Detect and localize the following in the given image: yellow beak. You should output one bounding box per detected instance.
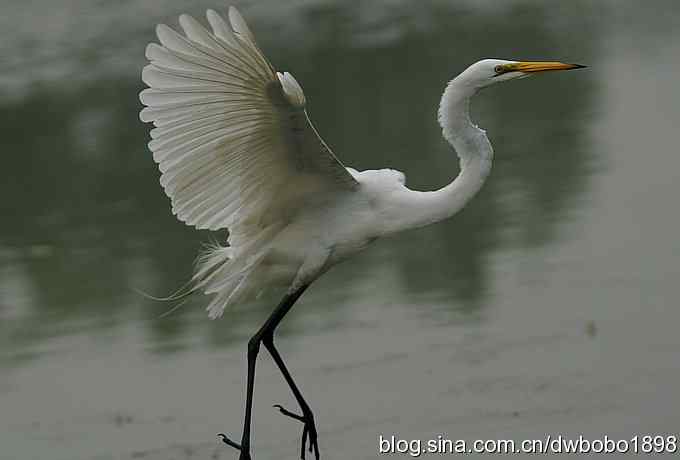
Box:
[502,61,586,73]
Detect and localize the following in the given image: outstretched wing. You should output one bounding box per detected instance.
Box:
[139,7,358,231]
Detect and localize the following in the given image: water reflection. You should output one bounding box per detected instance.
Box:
[1,0,598,367]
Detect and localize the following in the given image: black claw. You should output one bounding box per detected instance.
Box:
[217,433,242,451]
[309,429,319,460]
[273,404,305,422]
[274,404,319,459]
[313,439,320,460]
[301,426,308,460]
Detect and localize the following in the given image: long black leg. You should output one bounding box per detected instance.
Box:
[219,285,311,460]
[260,285,319,459]
[265,337,319,460]
[219,331,262,459]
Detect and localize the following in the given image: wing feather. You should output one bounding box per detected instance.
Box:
[140,7,358,234]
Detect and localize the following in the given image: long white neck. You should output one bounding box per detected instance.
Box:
[384,77,493,233]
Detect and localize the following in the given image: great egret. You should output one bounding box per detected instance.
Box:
[139,5,584,460]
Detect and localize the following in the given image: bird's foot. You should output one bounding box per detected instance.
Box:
[273,405,320,460]
[217,433,251,460]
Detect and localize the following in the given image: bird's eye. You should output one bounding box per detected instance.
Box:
[494,65,504,73]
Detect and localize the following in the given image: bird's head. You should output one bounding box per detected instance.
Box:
[457,59,586,89]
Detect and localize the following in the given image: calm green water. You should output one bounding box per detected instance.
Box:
[2,1,680,459]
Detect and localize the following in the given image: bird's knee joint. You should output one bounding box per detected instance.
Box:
[261,331,274,346]
[247,336,261,357]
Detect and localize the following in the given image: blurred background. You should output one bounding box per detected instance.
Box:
[2,0,680,459]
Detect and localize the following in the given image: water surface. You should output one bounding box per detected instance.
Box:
[2,1,680,459]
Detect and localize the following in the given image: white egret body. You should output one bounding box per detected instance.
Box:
[139,6,583,460]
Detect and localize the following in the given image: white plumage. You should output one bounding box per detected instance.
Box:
[139,7,583,320]
[138,6,584,459]
[140,7,364,317]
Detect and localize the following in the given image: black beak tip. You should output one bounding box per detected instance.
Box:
[572,63,588,69]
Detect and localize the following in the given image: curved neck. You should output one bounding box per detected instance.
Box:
[386,78,493,233]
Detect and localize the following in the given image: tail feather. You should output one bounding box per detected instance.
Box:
[206,271,249,319]
[200,251,272,318]
[193,232,277,318]
[192,242,234,286]
[139,223,287,319]
[193,242,240,318]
